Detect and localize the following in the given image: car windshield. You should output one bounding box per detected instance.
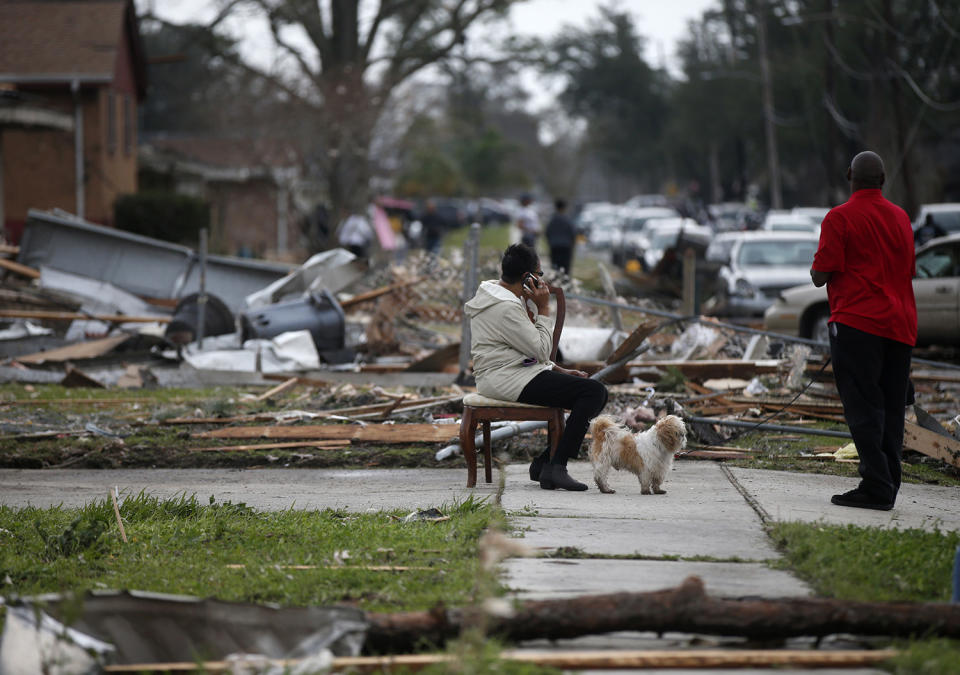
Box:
[769,222,816,232]
[649,230,680,249]
[930,211,960,233]
[737,240,818,267]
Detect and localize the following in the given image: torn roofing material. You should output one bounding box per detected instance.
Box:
[18,209,292,311]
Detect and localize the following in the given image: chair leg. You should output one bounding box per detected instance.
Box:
[461,408,478,488]
[482,421,493,483]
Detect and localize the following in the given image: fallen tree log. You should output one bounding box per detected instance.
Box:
[194,423,461,443]
[364,576,960,652]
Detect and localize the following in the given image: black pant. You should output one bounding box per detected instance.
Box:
[829,322,912,503]
[550,246,573,274]
[518,370,608,464]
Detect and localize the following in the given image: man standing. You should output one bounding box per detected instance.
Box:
[811,151,917,511]
[420,199,446,256]
[517,194,541,248]
[545,198,576,274]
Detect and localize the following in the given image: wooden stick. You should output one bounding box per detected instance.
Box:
[102,648,898,673]
[193,424,461,443]
[339,277,426,309]
[0,309,170,323]
[0,257,40,279]
[0,244,19,255]
[254,377,299,402]
[111,488,128,543]
[0,398,153,407]
[189,441,350,453]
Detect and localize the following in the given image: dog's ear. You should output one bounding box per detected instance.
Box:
[656,416,685,449]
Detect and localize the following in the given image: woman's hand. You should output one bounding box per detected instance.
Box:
[555,366,588,378]
[521,275,551,315]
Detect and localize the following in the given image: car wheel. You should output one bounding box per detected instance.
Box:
[807,306,830,343]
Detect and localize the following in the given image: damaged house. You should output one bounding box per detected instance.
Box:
[0,0,147,244]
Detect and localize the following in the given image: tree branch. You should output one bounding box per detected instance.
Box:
[257,0,322,89]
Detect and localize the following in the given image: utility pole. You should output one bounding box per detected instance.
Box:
[755,0,782,209]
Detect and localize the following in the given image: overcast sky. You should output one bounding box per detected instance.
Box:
[142,0,718,78]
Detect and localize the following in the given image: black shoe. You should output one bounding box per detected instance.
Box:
[529,449,550,481]
[539,463,588,491]
[830,489,894,511]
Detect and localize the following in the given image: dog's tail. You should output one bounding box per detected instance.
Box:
[589,414,621,439]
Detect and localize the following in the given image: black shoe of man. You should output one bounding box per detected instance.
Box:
[529,449,551,482]
[539,463,588,491]
[830,489,894,511]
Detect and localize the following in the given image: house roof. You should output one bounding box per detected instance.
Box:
[145,136,303,170]
[0,0,146,97]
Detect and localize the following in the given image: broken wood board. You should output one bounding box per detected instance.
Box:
[16,334,132,364]
[102,649,898,673]
[339,277,425,309]
[0,257,40,279]
[0,244,19,255]
[224,564,430,570]
[0,309,169,323]
[0,397,151,406]
[254,377,299,402]
[405,343,460,372]
[190,440,350,453]
[903,420,960,468]
[194,423,462,443]
[604,318,660,364]
[682,450,752,460]
[628,358,785,380]
[61,366,106,389]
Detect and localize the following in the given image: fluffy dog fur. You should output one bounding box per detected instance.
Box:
[588,414,686,494]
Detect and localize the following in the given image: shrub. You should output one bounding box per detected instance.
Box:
[114,191,210,244]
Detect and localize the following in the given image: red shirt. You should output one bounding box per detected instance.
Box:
[812,188,917,345]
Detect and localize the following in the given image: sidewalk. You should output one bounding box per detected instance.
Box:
[2,461,957,672]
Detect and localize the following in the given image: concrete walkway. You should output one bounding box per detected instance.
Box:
[2,461,957,672]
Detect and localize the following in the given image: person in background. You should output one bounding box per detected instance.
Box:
[464,243,608,491]
[545,198,576,275]
[517,194,541,248]
[810,151,916,511]
[420,199,446,256]
[337,211,374,258]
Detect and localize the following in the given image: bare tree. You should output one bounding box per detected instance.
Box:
[147,0,519,227]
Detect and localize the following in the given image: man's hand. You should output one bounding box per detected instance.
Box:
[810,268,832,287]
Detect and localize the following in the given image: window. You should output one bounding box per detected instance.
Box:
[123,94,132,156]
[916,245,958,279]
[106,91,116,155]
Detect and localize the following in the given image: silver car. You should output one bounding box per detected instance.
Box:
[764,232,960,345]
[716,232,820,317]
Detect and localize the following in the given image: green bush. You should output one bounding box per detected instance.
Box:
[114,192,210,244]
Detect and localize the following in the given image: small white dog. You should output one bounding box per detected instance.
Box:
[588,414,686,495]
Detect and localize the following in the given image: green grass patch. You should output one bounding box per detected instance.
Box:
[0,493,501,613]
[769,521,960,603]
[886,638,960,674]
[443,224,511,258]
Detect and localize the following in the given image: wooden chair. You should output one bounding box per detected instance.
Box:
[460,286,566,487]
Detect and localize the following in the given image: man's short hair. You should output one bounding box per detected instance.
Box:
[555,198,567,211]
[501,243,539,284]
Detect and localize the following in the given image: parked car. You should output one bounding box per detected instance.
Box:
[761,212,819,234]
[705,231,747,267]
[764,232,960,345]
[791,206,831,224]
[913,203,960,246]
[613,207,680,265]
[638,218,712,272]
[715,232,820,317]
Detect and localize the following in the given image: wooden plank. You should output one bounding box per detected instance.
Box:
[224,564,430,570]
[605,318,660,364]
[254,377,299,402]
[61,366,106,389]
[631,359,785,380]
[0,257,40,279]
[190,441,350,453]
[194,423,461,442]
[339,277,425,309]
[0,244,20,255]
[0,309,170,323]
[102,649,899,673]
[903,420,960,468]
[16,334,132,364]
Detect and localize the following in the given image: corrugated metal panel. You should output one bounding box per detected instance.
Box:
[19,210,293,310]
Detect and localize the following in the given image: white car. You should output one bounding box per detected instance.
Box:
[791,206,830,223]
[639,219,712,271]
[614,207,681,265]
[764,232,960,345]
[913,203,960,246]
[762,212,820,234]
[717,232,820,317]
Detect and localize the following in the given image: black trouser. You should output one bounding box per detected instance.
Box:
[550,246,573,274]
[829,322,912,503]
[518,370,608,465]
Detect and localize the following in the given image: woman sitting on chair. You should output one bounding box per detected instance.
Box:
[463,243,608,491]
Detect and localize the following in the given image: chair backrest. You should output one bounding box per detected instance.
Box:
[548,285,565,362]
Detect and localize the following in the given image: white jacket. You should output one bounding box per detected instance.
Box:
[463,280,554,401]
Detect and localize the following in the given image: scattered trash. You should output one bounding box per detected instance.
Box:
[402,508,448,523]
[744,377,769,397]
[834,442,859,460]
